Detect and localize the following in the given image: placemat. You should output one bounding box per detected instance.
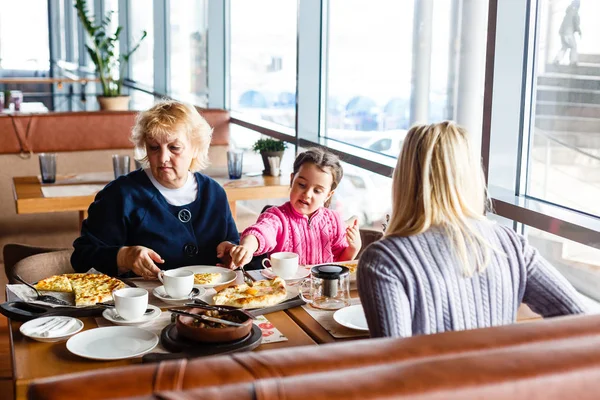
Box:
[41,184,106,198]
[301,297,369,339]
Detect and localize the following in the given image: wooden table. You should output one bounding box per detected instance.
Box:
[12,168,290,226]
[9,310,315,400]
[8,272,314,400]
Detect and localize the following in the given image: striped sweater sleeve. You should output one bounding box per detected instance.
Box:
[509,229,588,316]
[357,243,413,338]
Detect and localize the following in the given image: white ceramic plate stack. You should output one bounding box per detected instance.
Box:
[20,316,84,343]
[333,305,369,331]
[66,326,159,360]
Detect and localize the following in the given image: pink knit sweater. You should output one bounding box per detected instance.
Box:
[241,202,350,265]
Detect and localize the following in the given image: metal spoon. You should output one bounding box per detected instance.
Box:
[169,309,244,327]
[15,275,70,306]
[188,287,201,299]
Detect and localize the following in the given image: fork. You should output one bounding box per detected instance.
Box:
[239,265,254,287]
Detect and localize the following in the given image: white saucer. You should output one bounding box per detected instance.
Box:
[152,285,206,302]
[261,267,311,281]
[20,316,84,343]
[333,305,369,331]
[66,326,158,360]
[102,304,162,326]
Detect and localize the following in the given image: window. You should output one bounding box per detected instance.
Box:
[0,0,49,70]
[524,225,600,306]
[525,0,600,217]
[169,0,208,101]
[230,0,297,129]
[129,0,153,88]
[331,162,392,229]
[324,0,488,158]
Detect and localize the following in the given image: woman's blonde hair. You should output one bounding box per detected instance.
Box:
[386,121,492,276]
[131,100,213,171]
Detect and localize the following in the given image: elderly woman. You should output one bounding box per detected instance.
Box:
[71,101,239,278]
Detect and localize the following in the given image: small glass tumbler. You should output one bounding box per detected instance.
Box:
[227,150,244,180]
[10,90,23,112]
[39,153,57,184]
[0,92,4,112]
[112,155,131,179]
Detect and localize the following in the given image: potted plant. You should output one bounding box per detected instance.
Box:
[252,138,288,176]
[75,0,147,110]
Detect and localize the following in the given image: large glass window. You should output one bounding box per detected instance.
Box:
[526,0,600,217]
[324,0,488,158]
[525,225,600,307]
[129,0,153,88]
[169,0,208,101]
[230,0,297,129]
[0,0,49,70]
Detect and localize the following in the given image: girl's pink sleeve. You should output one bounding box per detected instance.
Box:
[241,209,285,255]
[330,210,350,261]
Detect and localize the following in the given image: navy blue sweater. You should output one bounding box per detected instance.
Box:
[71,170,239,276]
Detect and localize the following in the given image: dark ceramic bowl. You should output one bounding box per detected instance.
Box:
[175,307,253,343]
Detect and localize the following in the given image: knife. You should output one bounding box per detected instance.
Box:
[189,295,304,317]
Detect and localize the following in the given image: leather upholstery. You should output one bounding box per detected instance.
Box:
[3,244,74,284]
[0,108,230,154]
[28,314,600,400]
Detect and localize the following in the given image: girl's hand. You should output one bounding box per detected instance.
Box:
[117,246,164,279]
[346,219,362,252]
[229,245,254,269]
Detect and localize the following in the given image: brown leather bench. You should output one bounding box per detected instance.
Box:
[0,108,230,265]
[28,313,600,400]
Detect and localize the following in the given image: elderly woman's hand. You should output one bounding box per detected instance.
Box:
[117,246,164,279]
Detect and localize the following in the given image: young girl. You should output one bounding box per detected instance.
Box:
[229,147,362,267]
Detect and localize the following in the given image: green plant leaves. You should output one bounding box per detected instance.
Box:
[74,0,146,97]
[252,139,288,153]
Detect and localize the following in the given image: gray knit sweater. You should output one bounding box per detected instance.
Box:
[357,221,587,338]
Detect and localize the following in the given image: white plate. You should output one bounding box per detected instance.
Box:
[178,265,237,288]
[20,316,84,343]
[102,304,162,326]
[66,326,159,360]
[333,305,369,331]
[261,267,311,281]
[152,285,206,302]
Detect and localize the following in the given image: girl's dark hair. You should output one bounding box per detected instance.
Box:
[292,147,343,207]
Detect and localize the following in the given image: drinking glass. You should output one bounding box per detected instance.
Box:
[38,153,57,184]
[227,150,244,180]
[112,155,130,179]
[10,90,23,112]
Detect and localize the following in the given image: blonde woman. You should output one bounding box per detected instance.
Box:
[357,121,586,338]
[71,100,239,278]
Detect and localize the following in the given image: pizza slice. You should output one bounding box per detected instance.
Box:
[70,275,126,306]
[35,275,73,292]
[194,272,221,285]
[213,277,287,309]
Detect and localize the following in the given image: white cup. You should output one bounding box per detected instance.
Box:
[158,269,194,298]
[262,252,299,279]
[113,288,148,321]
